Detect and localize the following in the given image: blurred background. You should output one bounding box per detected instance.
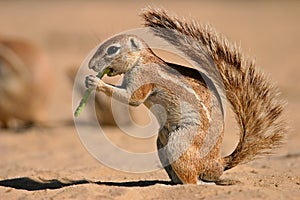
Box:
[0,1,299,198]
[1,0,299,120]
[1,0,299,148]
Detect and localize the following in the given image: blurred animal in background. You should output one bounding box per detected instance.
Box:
[0,38,53,129]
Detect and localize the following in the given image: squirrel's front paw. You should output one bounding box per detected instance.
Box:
[85,75,103,90]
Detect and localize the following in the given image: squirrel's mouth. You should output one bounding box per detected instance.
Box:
[105,67,115,76]
[97,67,115,78]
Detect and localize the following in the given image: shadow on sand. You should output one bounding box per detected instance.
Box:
[0,177,175,191]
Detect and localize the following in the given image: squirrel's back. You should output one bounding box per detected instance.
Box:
[0,38,53,128]
[141,7,287,170]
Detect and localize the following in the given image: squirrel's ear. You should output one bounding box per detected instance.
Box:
[129,37,141,51]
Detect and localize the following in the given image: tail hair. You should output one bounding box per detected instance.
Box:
[141,7,287,170]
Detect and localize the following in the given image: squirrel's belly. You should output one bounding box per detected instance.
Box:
[145,91,202,130]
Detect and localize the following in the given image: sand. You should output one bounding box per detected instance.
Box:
[0,1,299,199]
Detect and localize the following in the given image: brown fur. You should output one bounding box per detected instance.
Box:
[130,83,155,105]
[86,8,287,184]
[86,31,224,183]
[0,38,53,128]
[141,7,287,172]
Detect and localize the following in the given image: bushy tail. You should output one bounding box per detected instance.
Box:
[141,7,287,170]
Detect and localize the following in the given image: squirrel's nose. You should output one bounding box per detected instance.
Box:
[88,59,98,71]
[88,64,96,70]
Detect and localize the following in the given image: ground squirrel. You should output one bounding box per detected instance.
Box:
[85,8,287,184]
[0,38,53,129]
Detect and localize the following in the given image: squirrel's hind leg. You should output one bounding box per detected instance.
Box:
[157,138,182,184]
[157,126,202,184]
[162,126,224,184]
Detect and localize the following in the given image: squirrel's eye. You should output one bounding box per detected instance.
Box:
[107,46,120,55]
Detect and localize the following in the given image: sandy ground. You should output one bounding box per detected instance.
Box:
[0,1,300,199]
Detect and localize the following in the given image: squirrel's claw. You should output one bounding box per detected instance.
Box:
[85,75,101,90]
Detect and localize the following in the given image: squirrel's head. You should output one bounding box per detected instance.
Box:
[88,34,149,77]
